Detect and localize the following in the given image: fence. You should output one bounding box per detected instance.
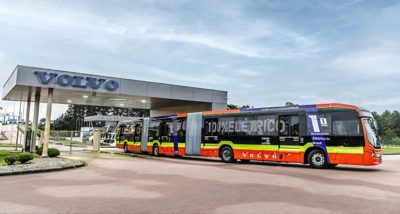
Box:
[0,124,117,154]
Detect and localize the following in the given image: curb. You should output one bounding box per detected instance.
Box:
[383,153,400,155]
[0,158,86,176]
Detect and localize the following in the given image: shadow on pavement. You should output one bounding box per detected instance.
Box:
[115,151,383,172]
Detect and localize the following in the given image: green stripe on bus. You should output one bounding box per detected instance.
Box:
[124,140,363,155]
[326,146,364,154]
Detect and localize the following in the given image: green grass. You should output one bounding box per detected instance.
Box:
[0,142,23,148]
[0,150,21,166]
[382,147,400,154]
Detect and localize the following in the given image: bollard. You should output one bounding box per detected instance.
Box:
[92,130,100,152]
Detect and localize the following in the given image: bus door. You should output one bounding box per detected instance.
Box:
[116,124,125,143]
[278,115,301,162]
[133,122,142,152]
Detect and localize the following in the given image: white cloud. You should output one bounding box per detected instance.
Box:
[235,69,262,77]
[328,48,400,76]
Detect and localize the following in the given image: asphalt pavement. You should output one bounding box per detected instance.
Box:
[0,152,399,214]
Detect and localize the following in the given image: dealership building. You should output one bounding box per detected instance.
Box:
[2,65,228,154]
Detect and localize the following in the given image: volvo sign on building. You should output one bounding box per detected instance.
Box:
[33,71,120,91]
[2,65,228,155]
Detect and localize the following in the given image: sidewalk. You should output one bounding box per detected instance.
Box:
[0,157,85,176]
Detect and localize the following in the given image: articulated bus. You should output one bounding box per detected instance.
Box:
[116,103,382,168]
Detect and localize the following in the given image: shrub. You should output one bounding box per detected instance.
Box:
[36,147,43,156]
[4,155,18,165]
[18,152,33,164]
[48,148,60,157]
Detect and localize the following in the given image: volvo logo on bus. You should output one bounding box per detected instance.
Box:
[33,71,119,91]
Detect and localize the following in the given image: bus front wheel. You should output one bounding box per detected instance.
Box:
[220,147,235,163]
[308,149,328,169]
[153,145,159,157]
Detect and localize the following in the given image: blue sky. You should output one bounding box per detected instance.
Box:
[0,0,399,118]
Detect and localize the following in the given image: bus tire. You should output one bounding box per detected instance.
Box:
[123,143,128,153]
[220,146,235,163]
[308,149,328,169]
[153,144,159,157]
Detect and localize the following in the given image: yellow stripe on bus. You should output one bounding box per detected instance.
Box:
[124,140,364,155]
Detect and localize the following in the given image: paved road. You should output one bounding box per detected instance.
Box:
[1,152,399,214]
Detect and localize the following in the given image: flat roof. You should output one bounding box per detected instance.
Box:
[2,65,228,109]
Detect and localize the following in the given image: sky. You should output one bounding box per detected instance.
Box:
[0,0,399,119]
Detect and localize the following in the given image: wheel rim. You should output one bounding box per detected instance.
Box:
[311,153,325,167]
[222,149,231,161]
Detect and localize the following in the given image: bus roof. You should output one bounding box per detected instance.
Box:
[150,103,363,119]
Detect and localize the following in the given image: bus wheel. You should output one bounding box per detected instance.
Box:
[153,145,159,157]
[308,150,328,169]
[123,143,128,153]
[220,147,235,163]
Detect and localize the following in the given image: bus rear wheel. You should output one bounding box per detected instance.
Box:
[220,147,235,163]
[153,144,159,157]
[123,143,128,153]
[308,149,328,169]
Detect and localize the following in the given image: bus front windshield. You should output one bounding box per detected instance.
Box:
[363,117,380,147]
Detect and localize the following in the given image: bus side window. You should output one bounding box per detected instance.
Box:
[127,124,135,141]
[279,116,299,136]
[204,118,217,136]
[290,116,299,136]
[279,117,289,136]
[160,120,173,141]
[149,120,160,141]
[331,111,362,136]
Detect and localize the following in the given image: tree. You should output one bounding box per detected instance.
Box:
[227,104,251,110]
[372,110,400,144]
[53,105,149,130]
[285,102,298,106]
[227,104,239,110]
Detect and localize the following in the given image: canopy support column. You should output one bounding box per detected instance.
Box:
[42,88,53,157]
[31,87,40,151]
[23,87,31,152]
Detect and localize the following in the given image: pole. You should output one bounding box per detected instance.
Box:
[15,99,22,150]
[10,102,15,145]
[42,88,53,157]
[70,131,73,155]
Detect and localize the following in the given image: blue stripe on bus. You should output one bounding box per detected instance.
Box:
[172,118,179,155]
[301,105,330,164]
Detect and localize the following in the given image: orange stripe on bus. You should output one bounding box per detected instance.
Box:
[202,109,240,115]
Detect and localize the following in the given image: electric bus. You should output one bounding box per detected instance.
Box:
[116,103,382,168]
